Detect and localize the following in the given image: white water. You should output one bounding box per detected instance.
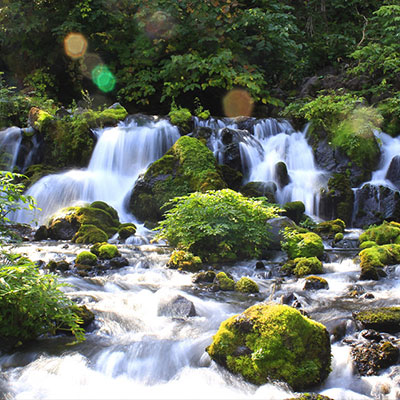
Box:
[1,242,399,399]
[14,118,180,225]
[0,127,22,170]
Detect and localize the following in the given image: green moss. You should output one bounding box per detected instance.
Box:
[359,221,400,245]
[334,232,344,243]
[90,242,108,256]
[283,201,305,224]
[304,275,329,290]
[22,164,58,189]
[326,173,354,224]
[216,272,235,291]
[73,224,108,244]
[359,244,400,280]
[282,230,324,259]
[98,244,119,259]
[168,106,192,132]
[359,240,377,249]
[82,105,128,129]
[235,277,259,293]
[168,250,202,272]
[314,219,346,238]
[76,251,98,266]
[283,257,323,277]
[206,303,331,390]
[354,307,400,333]
[118,223,137,239]
[32,108,53,132]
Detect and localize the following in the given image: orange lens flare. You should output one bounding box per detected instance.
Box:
[223,89,254,118]
[64,33,88,59]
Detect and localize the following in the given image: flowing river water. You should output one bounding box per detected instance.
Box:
[0,117,399,398]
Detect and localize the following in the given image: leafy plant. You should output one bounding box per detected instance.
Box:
[155,189,282,262]
[0,252,85,345]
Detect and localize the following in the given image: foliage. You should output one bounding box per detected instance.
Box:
[155,189,282,262]
[168,250,202,272]
[168,103,192,132]
[0,252,85,344]
[0,171,39,226]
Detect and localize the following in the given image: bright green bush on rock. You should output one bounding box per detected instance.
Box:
[215,272,235,291]
[129,136,226,223]
[168,105,192,133]
[76,251,97,266]
[281,228,324,260]
[359,240,377,249]
[206,303,331,390]
[0,254,85,346]
[155,189,281,262]
[98,244,119,259]
[118,223,137,240]
[168,250,202,272]
[314,219,345,238]
[282,257,323,277]
[359,221,400,245]
[73,224,108,244]
[235,277,259,293]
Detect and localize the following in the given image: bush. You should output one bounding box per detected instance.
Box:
[0,253,84,345]
[155,189,282,262]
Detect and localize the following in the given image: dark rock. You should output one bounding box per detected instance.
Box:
[266,216,296,250]
[255,261,265,269]
[385,155,400,188]
[240,181,276,203]
[275,161,290,188]
[34,225,48,241]
[218,165,243,191]
[233,315,254,334]
[157,295,196,318]
[48,218,80,240]
[109,256,129,269]
[192,270,216,284]
[282,201,305,224]
[303,276,329,290]
[354,307,400,333]
[353,184,400,228]
[361,330,382,342]
[191,126,213,142]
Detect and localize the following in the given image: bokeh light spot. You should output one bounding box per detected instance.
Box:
[92,65,116,93]
[223,89,254,117]
[64,33,88,59]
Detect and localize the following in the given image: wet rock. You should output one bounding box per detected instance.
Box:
[275,161,290,188]
[157,295,196,318]
[385,155,400,188]
[109,256,129,269]
[303,275,329,290]
[354,307,400,333]
[282,201,305,224]
[266,216,296,250]
[255,261,265,270]
[353,184,400,228]
[240,181,276,203]
[47,260,70,272]
[361,329,382,342]
[192,270,216,284]
[34,225,48,241]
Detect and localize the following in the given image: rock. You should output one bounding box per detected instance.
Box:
[282,257,323,278]
[282,231,324,259]
[275,161,290,188]
[255,261,265,269]
[235,277,259,293]
[314,219,345,239]
[285,394,334,400]
[206,303,331,390]
[266,216,297,250]
[304,275,329,290]
[46,260,70,272]
[191,126,213,143]
[359,221,400,245]
[354,307,400,333]
[168,250,202,272]
[34,225,49,241]
[353,184,400,228]
[192,270,216,284]
[157,295,196,318]
[128,136,226,223]
[218,165,243,191]
[385,155,400,188]
[76,251,98,266]
[240,181,276,203]
[98,244,119,259]
[108,256,129,269]
[215,272,235,291]
[282,201,305,224]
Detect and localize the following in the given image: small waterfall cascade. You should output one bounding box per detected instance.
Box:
[15,118,180,225]
[0,127,22,170]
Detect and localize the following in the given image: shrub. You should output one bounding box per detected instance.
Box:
[155,189,282,262]
[0,253,85,345]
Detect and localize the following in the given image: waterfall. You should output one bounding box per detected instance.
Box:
[0,127,22,170]
[15,118,180,225]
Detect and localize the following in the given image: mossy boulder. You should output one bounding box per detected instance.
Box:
[304,275,329,290]
[359,221,400,245]
[235,277,259,294]
[215,272,235,291]
[206,303,331,390]
[240,181,276,203]
[359,240,377,249]
[47,201,120,243]
[98,244,119,259]
[167,250,202,272]
[22,164,58,190]
[168,106,193,133]
[286,395,334,400]
[282,257,323,277]
[282,230,324,259]
[314,219,345,238]
[118,223,137,240]
[76,251,98,266]
[354,307,400,333]
[129,136,226,223]
[283,201,305,224]
[359,244,400,280]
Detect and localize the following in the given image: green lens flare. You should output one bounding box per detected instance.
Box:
[92,65,116,93]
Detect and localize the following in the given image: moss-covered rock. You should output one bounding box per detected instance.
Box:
[22,164,58,189]
[129,136,226,223]
[283,201,305,224]
[215,272,235,291]
[359,240,377,249]
[98,244,119,259]
[359,221,400,245]
[235,277,259,293]
[168,106,193,133]
[359,244,400,280]
[47,201,120,243]
[285,395,334,400]
[240,181,277,203]
[282,257,323,277]
[206,303,331,390]
[118,223,137,240]
[304,275,329,290]
[314,219,345,238]
[282,230,324,259]
[168,250,202,272]
[354,307,400,333]
[76,251,98,266]
[333,232,344,244]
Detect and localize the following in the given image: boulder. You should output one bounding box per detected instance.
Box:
[235,277,259,293]
[157,295,196,318]
[385,155,400,188]
[192,270,216,284]
[352,184,400,228]
[206,303,331,390]
[266,216,297,250]
[167,250,202,272]
[240,181,277,203]
[282,257,323,278]
[282,231,324,259]
[354,307,400,333]
[275,161,290,188]
[283,201,305,224]
[304,275,329,290]
[128,136,226,223]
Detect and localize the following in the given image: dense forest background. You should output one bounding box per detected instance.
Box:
[0,0,399,129]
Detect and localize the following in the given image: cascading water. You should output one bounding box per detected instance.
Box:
[15,117,180,225]
[0,127,22,170]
